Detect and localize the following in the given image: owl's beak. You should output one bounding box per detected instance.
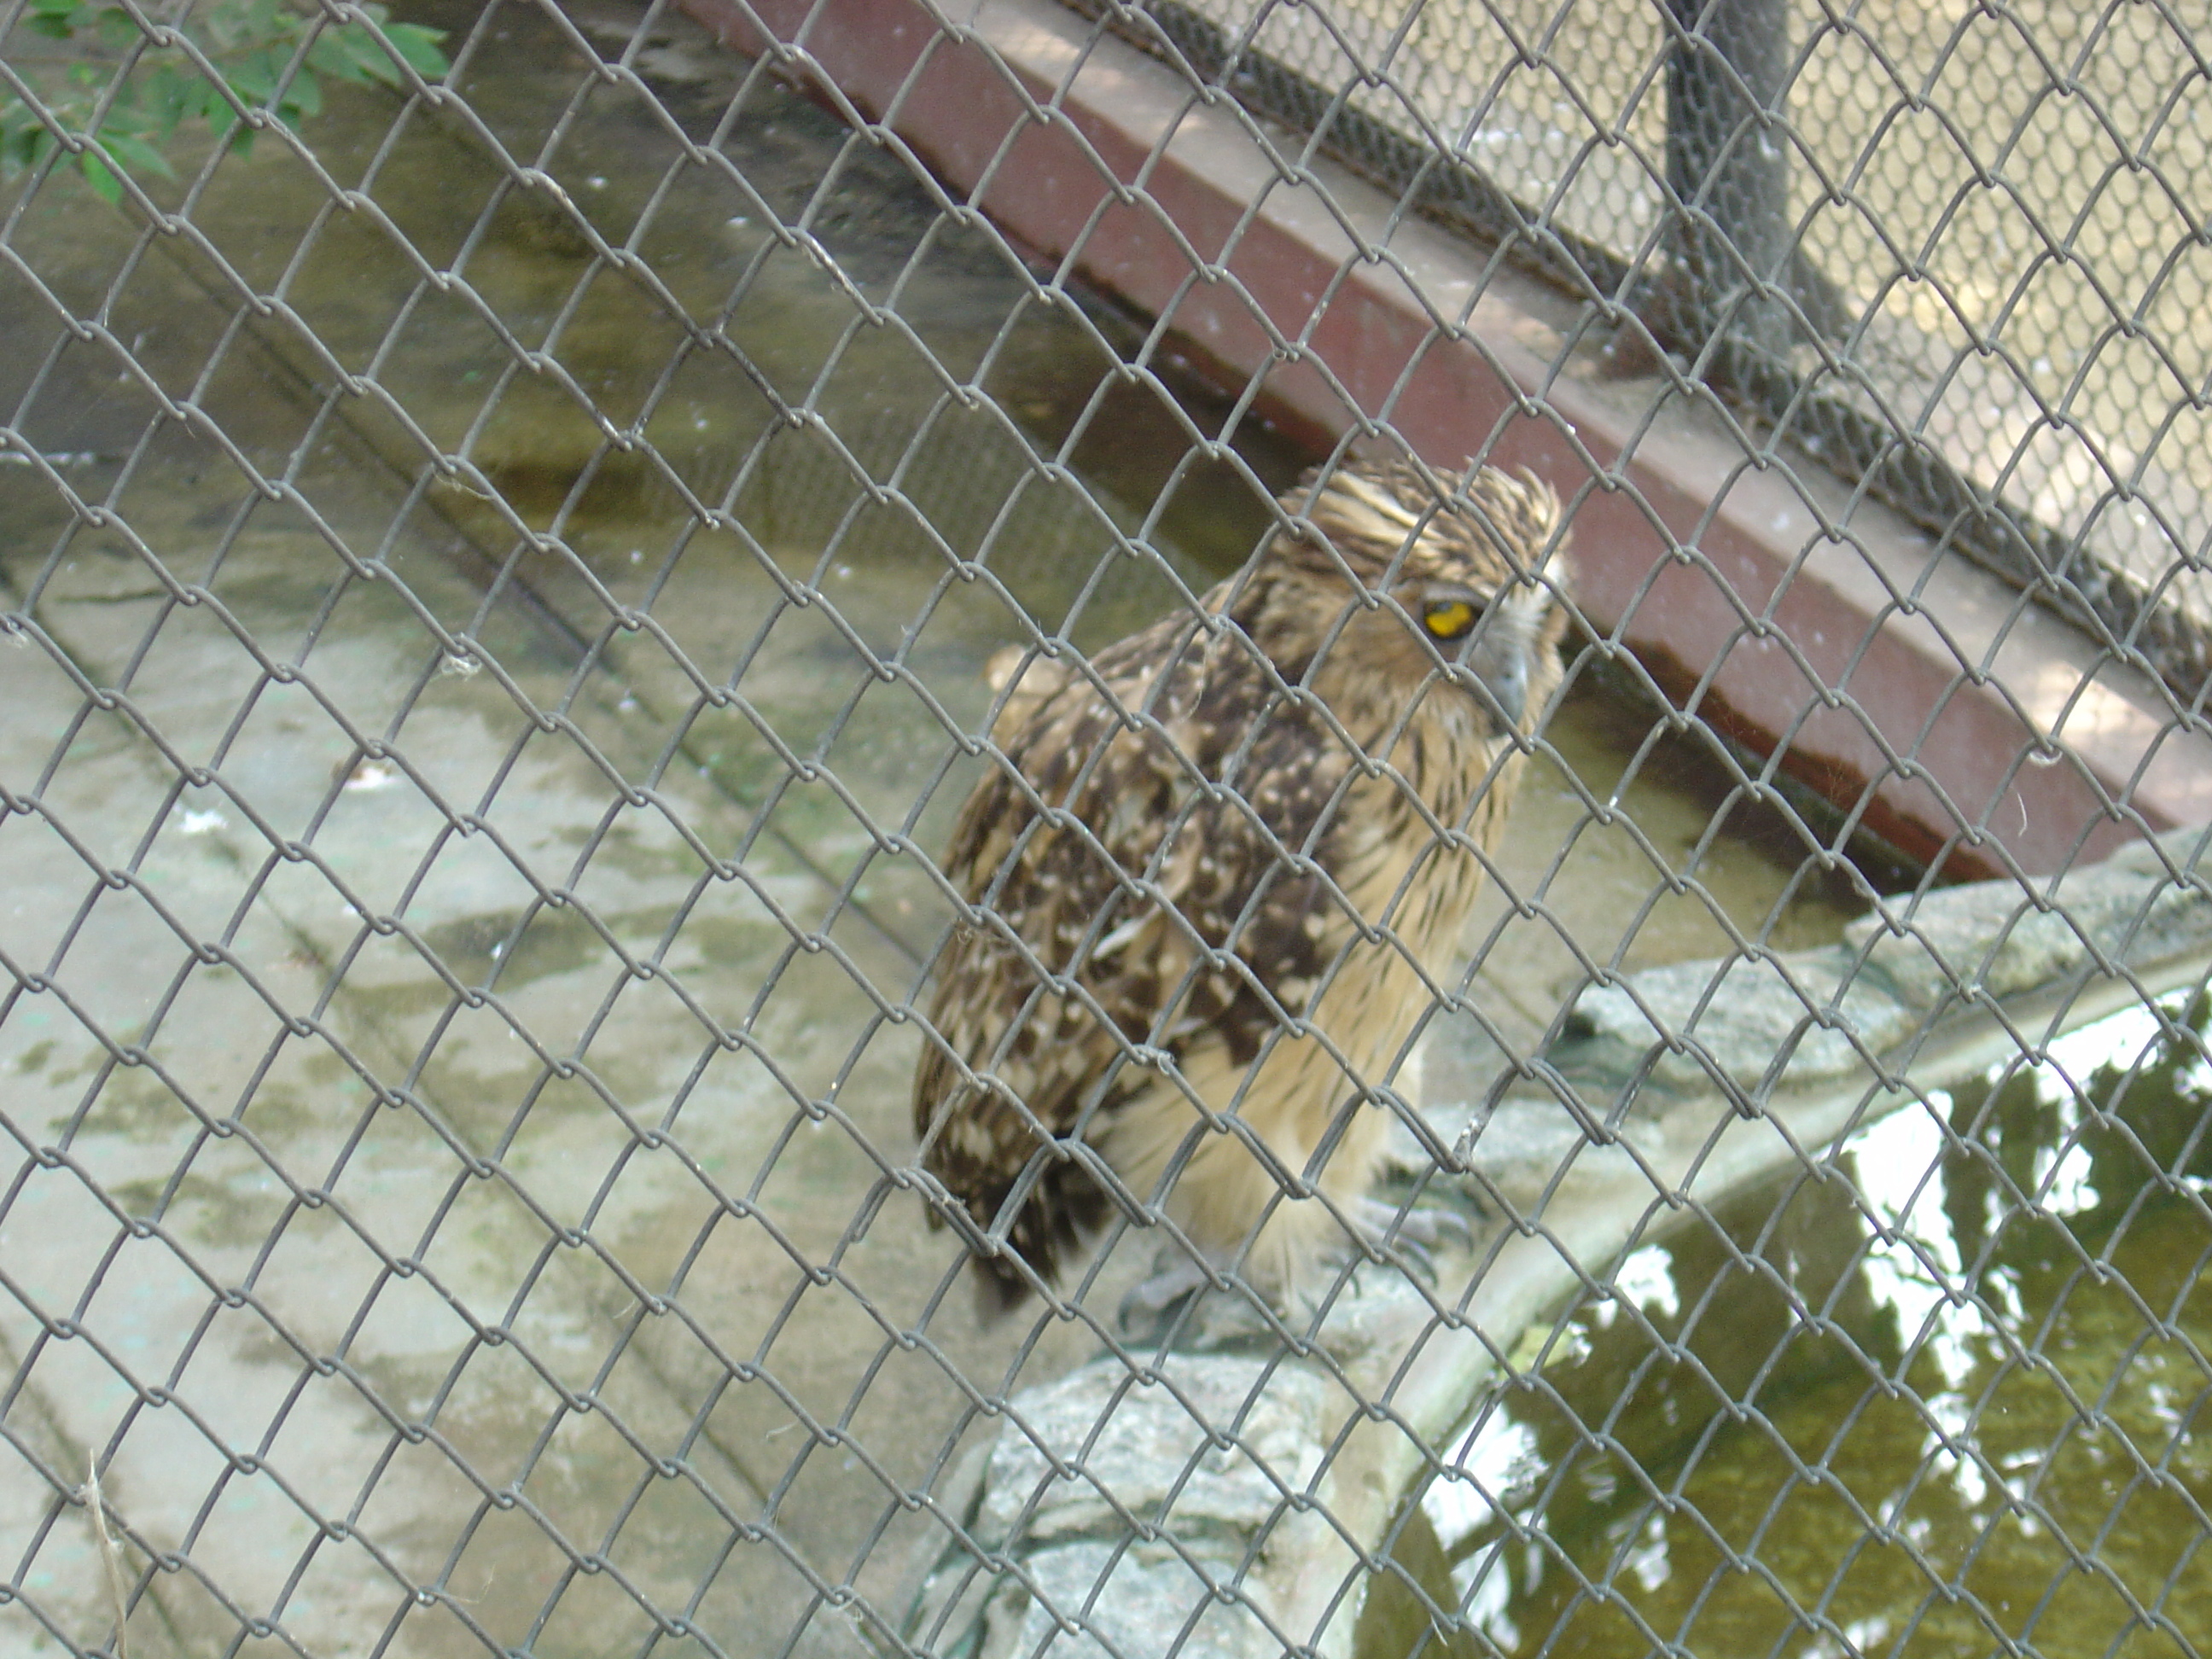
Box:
[1482,648,1531,730]
[1463,588,1551,732]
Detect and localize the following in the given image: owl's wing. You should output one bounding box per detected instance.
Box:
[981,643,1074,738]
[911,618,1354,1282]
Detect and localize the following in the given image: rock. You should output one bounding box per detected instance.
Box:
[1559,827,2212,1103]
[1844,825,2212,1010]
[911,1355,1331,1656]
[991,1539,1273,1659]
[1560,946,1914,1099]
[975,1357,1329,1550]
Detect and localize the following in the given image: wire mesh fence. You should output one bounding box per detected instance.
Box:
[1085,0,2212,700]
[0,2,2209,1657]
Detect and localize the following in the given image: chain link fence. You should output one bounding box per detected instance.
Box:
[1,2,2209,1657]
[1086,0,2212,701]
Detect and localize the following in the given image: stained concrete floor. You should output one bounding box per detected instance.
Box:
[0,3,1869,1655]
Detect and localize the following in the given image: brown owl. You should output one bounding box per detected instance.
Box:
[912,457,1572,1311]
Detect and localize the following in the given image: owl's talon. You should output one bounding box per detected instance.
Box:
[1345,1197,1474,1284]
[1116,1254,1217,1335]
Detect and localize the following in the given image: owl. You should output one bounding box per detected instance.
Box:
[912,457,1572,1311]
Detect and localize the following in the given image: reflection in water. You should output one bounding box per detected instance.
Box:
[1368,991,2212,1658]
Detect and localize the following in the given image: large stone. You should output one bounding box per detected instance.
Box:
[990,1538,1277,1659]
[976,1356,1330,1551]
[907,1355,1333,1656]
[1844,826,2212,1010]
[1560,827,2212,1103]
[913,828,2212,1659]
[1560,946,1914,1099]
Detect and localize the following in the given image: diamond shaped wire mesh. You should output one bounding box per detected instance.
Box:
[0,3,2209,1659]
[1092,0,2212,698]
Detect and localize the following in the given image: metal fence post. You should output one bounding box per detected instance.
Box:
[1663,0,1796,364]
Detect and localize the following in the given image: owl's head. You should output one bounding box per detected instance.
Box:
[1256,458,1575,736]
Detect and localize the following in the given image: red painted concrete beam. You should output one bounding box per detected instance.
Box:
[681,0,2210,881]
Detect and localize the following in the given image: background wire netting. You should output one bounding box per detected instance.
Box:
[1097,0,2212,695]
[0,1,2207,1657]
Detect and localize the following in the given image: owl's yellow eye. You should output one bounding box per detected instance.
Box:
[1422,598,1479,641]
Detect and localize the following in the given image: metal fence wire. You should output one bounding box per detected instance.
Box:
[1083,0,2212,700]
[2,2,2210,1657]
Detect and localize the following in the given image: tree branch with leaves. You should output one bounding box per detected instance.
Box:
[3,0,448,203]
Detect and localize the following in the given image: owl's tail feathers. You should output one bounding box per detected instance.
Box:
[970,1246,1042,1318]
[913,1135,1116,1318]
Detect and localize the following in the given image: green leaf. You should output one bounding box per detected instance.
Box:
[382,22,449,80]
[1,113,49,174]
[276,70,322,127]
[11,0,450,201]
[228,48,279,105]
[306,29,380,86]
[311,14,451,88]
[0,94,61,175]
[28,0,84,34]
[96,100,163,137]
[202,0,281,54]
[95,126,174,179]
[139,64,205,138]
[92,4,138,50]
[78,150,120,203]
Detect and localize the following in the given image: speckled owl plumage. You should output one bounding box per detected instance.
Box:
[912,457,1573,1309]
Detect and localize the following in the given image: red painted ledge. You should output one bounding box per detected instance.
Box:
[680,0,2211,882]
